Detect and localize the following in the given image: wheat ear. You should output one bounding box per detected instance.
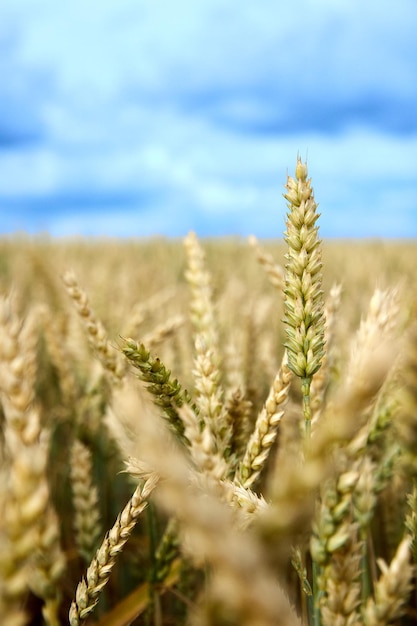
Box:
[121,338,190,443]
[248,234,285,289]
[69,472,159,625]
[63,269,125,382]
[320,524,363,626]
[346,288,399,398]
[311,283,342,429]
[235,350,292,489]
[0,298,63,625]
[122,286,177,339]
[28,505,66,626]
[141,314,184,350]
[178,402,229,482]
[70,439,103,562]
[184,231,231,460]
[283,157,325,438]
[363,536,413,626]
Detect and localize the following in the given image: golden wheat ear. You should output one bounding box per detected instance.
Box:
[69,472,159,626]
[363,536,413,626]
[63,270,126,383]
[184,231,232,463]
[70,439,103,563]
[234,350,292,490]
[0,297,65,626]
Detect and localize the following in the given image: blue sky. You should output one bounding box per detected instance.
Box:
[1,0,416,239]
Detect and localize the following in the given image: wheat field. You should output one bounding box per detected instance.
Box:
[0,161,417,626]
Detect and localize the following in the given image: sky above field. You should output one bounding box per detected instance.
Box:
[1,0,417,239]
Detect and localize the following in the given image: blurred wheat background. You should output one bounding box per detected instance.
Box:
[1,159,417,626]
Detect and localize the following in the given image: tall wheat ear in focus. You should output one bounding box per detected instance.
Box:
[282,158,325,438]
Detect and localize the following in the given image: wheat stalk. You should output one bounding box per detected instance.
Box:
[311,283,342,429]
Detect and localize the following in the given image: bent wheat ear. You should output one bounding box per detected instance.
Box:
[122,338,191,444]
[142,314,184,350]
[69,473,159,626]
[63,270,125,382]
[248,234,285,290]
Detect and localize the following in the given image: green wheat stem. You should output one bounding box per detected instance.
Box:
[360,528,371,605]
[146,502,158,626]
[147,502,158,583]
[302,376,312,441]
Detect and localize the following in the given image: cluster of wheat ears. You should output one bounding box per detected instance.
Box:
[0,158,416,626]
